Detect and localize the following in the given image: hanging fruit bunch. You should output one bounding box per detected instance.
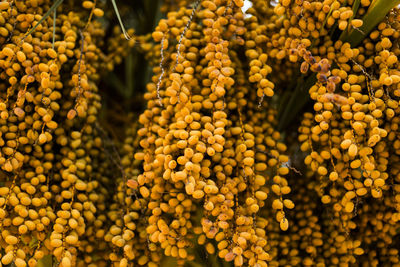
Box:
[124,0,400,266]
[1,0,400,267]
[0,0,138,266]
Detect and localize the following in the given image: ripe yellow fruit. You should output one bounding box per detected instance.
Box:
[5,235,18,245]
[255,191,268,201]
[351,19,363,28]
[0,1,10,10]
[82,1,94,9]
[272,199,283,210]
[344,201,354,213]
[1,251,13,265]
[61,257,72,267]
[283,199,294,209]
[348,144,358,157]
[280,218,289,231]
[93,8,104,17]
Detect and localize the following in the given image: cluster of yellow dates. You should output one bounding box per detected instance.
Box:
[1,0,400,267]
[0,0,137,266]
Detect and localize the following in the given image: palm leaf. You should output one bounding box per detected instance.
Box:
[111,0,131,40]
[341,0,400,46]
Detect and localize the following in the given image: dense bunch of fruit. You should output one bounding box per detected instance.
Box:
[127,0,400,266]
[296,4,400,267]
[126,1,295,266]
[0,1,138,266]
[1,0,400,266]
